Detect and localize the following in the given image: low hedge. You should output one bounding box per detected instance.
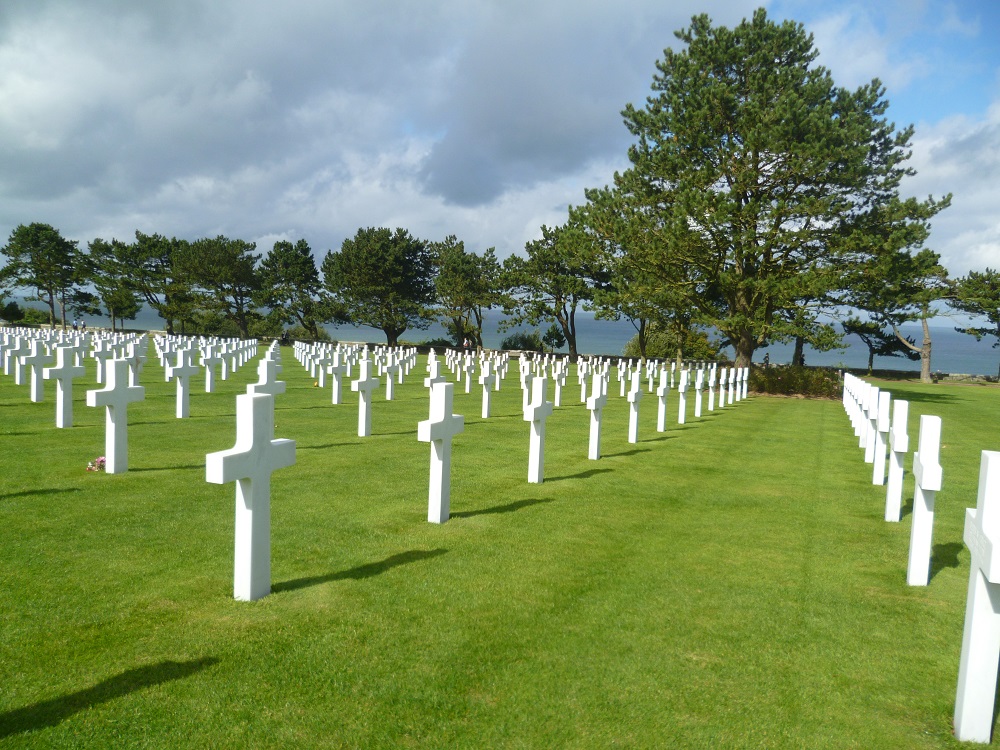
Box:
[749,364,842,398]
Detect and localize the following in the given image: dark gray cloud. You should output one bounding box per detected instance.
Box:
[0,0,994,271]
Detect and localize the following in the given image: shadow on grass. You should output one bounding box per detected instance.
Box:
[130,464,203,473]
[929,542,964,582]
[605,448,652,458]
[298,442,357,451]
[0,657,219,739]
[901,499,913,520]
[641,435,677,444]
[895,391,959,404]
[548,468,613,482]
[0,487,82,501]
[273,549,447,593]
[452,498,555,518]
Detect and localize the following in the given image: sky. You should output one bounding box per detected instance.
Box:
[1,0,997,277]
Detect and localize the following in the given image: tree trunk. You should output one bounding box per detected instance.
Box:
[791,336,805,366]
[560,310,578,362]
[734,329,755,369]
[920,317,932,384]
[892,318,933,384]
[867,349,874,375]
[384,327,404,347]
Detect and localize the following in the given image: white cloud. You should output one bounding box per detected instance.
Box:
[0,0,994,292]
[906,104,1000,276]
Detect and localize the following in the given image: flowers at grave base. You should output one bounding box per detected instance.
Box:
[313,381,319,387]
[86,456,106,472]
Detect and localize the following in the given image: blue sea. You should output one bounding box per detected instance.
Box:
[54,304,1000,377]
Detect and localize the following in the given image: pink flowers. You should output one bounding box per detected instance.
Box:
[86,456,106,472]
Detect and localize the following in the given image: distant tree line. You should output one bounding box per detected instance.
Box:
[3,10,999,381]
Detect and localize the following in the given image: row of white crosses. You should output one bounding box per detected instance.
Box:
[155,336,257,391]
[842,374,943,586]
[84,334,265,474]
[0,330,155,449]
[289,344,752,524]
[842,375,1000,743]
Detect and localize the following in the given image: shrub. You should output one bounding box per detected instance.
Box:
[500,330,543,352]
[1,301,25,322]
[21,307,51,325]
[286,324,332,342]
[416,337,456,349]
[542,323,566,352]
[749,365,842,398]
[623,324,722,360]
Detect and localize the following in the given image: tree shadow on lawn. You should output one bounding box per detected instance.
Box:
[0,657,219,739]
[929,541,964,582]
[452,497,555,518]
[893,391,959,404]
[0,487,82,501]
[273,549,447,594]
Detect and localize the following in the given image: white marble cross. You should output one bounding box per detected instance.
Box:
[248,356,285,397]
[864,386,880,464]
[85,357,146,474]
[424,357,447,390]
[463,353,475,394]
[91,339,114,384]
[523,376,554,484]
[907,415,943,586]
[418,381,465,524]
[578,359,590,403]
[201,346,223,393]
[21,339,53,403]
[328,350,346,404]
[351,357,380,437]
[857,382,872,449]
[885,399,910,522]
[206,392,296,601]
[677,369,689,425]
[166,348,201,418]
[954,451,1000,743]
[707,367,717,411]
[694,368,704,418]
[871,390,891,485]
[384,353,399,400]
[655,367,670,432]
[521,371,534,414]
[43,344,85,428]
[717,367,727,409]
[553,361,566,407]
[587,372,608,460]
[314,347,332,388]
[479,359,494,418]
[627,369,643,444]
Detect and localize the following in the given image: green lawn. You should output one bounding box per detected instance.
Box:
[1,346,999,748]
